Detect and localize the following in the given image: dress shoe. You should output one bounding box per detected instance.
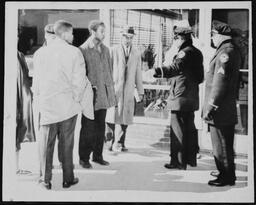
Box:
[121,147,128,152]
[208,178,235,187]
[39,181,52,190]
[79,160,92,169]
[63,177,79,188]
[92,158,110,166]
[164,163,186,170]
[210,170,220,177]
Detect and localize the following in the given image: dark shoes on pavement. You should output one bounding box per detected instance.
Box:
[39,181,52,190]
[164,163,186,170]
[121,147,128,152]
[210,170,220,177]
[63,177,79,188]
[92,158,110,166]
[79,160,92,169]
[208,178,235,187]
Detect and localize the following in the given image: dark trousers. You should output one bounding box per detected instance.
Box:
[43,115,77,183]
[209,124,236,181]
[79,109,107,162]
[170,111,198,168]
[106,123,128,147]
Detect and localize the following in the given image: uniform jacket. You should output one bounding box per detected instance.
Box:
[105,45,144,125]
[33,38,90,125]
[16,51,36,148]
[79,37,116,111]
[159,40,204,111]
[203,39,241,125]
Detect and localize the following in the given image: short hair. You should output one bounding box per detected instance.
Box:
[44,24,55,34]
[54,20,73,37]
[88,20,105,33]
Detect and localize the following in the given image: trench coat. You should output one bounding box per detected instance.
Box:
[105,45,144,125]
[16,51,36,150]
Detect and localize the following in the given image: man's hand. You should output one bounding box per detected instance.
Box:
[153,67,162,78]
[202,109,214,121]
[203,104,216,121]
[139,94,144,102]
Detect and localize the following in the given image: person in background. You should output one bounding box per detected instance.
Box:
[16,28,36,174]
[105,25,144,152]
[33,20,88,189]
[202,20,241,187]
[154,26,204,170]
[79,20,116,168]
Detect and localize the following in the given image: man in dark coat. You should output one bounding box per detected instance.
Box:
[154,26,204,170]
[202,20,241,186]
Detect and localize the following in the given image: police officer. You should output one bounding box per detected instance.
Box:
[154,26,204,170]
[202,20,241,186]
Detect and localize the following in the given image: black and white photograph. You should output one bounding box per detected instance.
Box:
[2,1,254,203]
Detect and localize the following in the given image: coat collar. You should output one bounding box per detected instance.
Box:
[179,39,193,51]
[80,36,104,50]
[210,39,234,62]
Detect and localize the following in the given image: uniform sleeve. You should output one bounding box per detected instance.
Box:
[208,49,233,107]
[71,49,88,103]
[135,54,144,95]
[161,50,190,78]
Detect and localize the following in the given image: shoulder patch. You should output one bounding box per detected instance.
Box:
[220,53,229,63]
[177,51,186,59]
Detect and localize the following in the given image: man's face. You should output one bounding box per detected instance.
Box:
[93,25,105,42]
[173,35,185,49]
[66,28,74,44]
[211,30,220,47]
[121,34,134,47]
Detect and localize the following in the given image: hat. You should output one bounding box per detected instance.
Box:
[44,24,55,34]
[173,26,193,35]
[120,25,135,36]
[212,20,232,36]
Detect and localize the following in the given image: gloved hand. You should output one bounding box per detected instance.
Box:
[153,67,162,78]
[202,104,216,121]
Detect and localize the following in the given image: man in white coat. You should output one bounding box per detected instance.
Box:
[33,20,91,189]
[105,25,144,152]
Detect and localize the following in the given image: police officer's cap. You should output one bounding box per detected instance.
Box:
[173,26,193,36]
[212,20,232,36]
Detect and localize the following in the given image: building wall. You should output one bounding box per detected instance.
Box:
[47,10,99,28]
[227,10,248,31]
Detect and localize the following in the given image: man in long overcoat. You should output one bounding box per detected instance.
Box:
[105,26,144,152]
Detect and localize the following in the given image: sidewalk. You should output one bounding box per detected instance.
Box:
[12,117,253,202]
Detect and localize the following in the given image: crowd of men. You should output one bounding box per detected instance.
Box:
[16,18,242,190]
